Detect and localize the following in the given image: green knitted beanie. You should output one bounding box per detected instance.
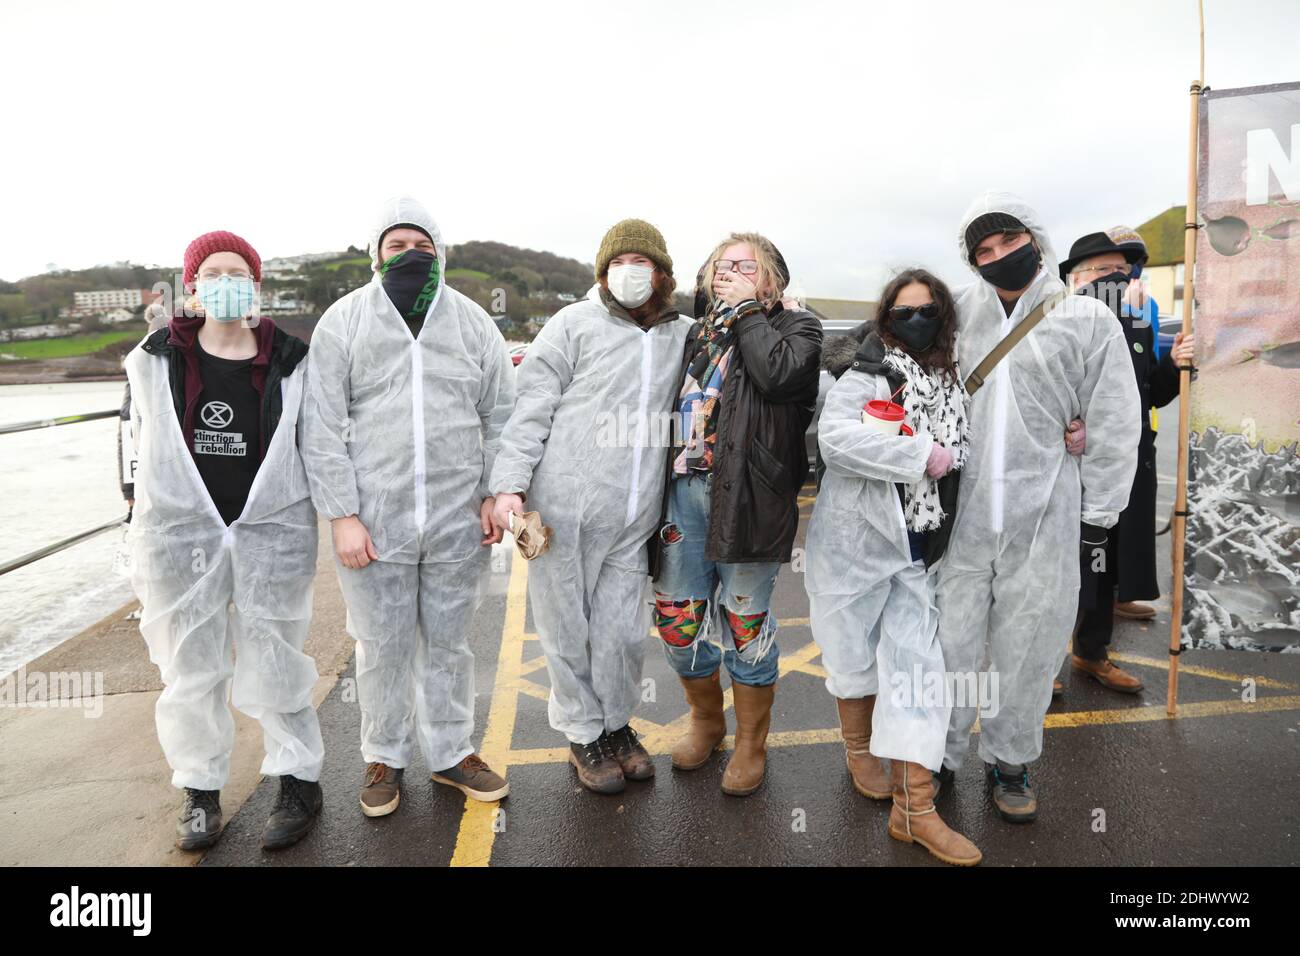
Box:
[595,218,673,279]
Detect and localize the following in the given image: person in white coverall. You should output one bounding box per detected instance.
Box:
[489,219,692,796]
[300,197,516,817]
[936,192,1141,823]
[808,267,981,866]
[126,229,324,852]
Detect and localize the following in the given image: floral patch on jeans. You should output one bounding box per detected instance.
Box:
[654,598,707,647]
[726,608,768,649]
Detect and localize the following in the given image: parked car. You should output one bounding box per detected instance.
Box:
[1157,312,1185,355]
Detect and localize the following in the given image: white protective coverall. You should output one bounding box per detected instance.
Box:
[125,341,324,792]
[938,191,1141,770]
[489,287,692,745]
[299,197,516,773]
[806,369,951,772]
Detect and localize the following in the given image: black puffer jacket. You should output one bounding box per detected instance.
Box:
[649,301,823,571]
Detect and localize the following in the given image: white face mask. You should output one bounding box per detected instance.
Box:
[607,263,654,308]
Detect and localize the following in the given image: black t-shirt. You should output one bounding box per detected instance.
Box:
[191,339,262,525]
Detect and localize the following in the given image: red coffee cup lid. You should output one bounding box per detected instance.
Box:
[864,399,906,422]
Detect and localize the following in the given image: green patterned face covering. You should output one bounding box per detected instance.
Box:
[380,249,441,322]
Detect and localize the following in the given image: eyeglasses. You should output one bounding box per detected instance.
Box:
[199,271,253,281]
[714,259,759,275]
[1071,263,1132,278]
[888,303,939,321]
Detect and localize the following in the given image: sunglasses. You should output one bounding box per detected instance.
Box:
[888,303,940,321]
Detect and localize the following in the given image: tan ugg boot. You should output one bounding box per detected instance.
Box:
[835,696,891,799]
[887,760,982,866]
[671,673,726,770]
[721,681,775,796]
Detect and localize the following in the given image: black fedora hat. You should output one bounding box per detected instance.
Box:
[1059,231,1147,282]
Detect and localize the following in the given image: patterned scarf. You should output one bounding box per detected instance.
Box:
[674,304,742,474]
[882,346,971,532]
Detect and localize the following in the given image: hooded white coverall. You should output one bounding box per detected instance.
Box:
[125,343,324,792]
[489,287,692,745]
[938,191,1141,771]
[300,197,516,773]
[807,369,952,772]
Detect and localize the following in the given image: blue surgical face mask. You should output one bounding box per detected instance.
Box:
[196,275,257,322]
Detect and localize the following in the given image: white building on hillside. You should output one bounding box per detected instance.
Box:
[74,289,148,311]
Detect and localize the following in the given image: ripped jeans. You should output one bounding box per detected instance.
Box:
[653,472,781,687]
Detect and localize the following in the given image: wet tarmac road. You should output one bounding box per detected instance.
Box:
[201,439,1300,867]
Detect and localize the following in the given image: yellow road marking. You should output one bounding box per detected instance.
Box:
[1045,694,1300,728]
[518,656,548,677]
[451,551,1300,866]
[789,648,1299,689]
[1106,651,1297,690]
[448,549,529,867]
[513,681,550,703]
[475,694,1300,770]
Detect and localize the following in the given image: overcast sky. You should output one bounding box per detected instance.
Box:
[2,0,1297,298]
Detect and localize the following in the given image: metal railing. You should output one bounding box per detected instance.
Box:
[0,407,127,576]
[0,408,118,436]
[0,515,129,576]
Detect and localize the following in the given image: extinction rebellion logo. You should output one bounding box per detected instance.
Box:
[195,401,245,456]
[200,401,233,428]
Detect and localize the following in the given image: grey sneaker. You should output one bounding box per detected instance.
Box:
[432,753,510,802]
[176,788,223,851]
[986,760,1038,823]
[359,762,403,818]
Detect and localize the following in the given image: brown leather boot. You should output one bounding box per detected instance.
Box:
[1071,654,1143,693]
[672,673,726,771]
[835,696,890,799]
[888,760,982,866]
[1114,600,1156,621]
[721,681,775,796]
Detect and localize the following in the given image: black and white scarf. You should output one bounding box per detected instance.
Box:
[882,346,971,532]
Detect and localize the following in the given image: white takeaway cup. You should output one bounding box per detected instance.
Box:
[861,399,913,436]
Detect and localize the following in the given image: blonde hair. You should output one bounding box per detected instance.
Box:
[700,232,787,309]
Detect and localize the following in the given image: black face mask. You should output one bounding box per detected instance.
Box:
[380,249,441,322]
[889,311,943,353]
[976,241,1040,292]
[1075,271,1130,318]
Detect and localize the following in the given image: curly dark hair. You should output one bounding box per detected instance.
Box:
[874,268,960,386]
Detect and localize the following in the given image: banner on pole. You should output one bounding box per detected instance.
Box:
[1182,81,1300,652]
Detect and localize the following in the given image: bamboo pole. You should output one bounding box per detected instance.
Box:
[1168,0,1206,716]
